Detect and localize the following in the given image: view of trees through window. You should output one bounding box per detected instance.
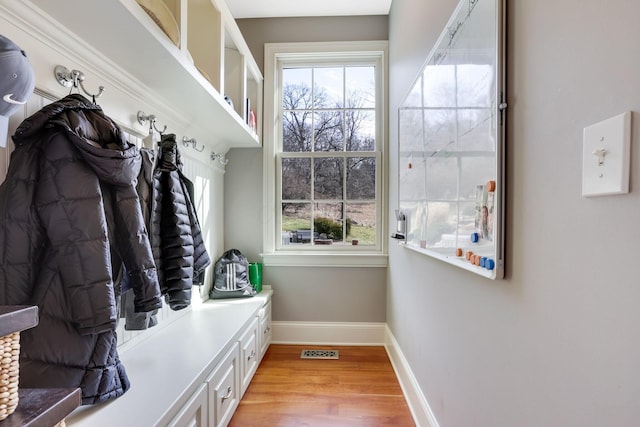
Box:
[279,65,378,247]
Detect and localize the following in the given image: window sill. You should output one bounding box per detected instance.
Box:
[260,252,388,268]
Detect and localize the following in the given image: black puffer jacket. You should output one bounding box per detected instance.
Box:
[151,134,210,310]
[0,94,162,405]
[122,147,159,330]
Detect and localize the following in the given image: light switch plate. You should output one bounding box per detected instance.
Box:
[582,112,631,197]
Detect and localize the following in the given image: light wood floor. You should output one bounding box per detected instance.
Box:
[229,344,415,426]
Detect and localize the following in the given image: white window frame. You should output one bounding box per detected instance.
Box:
[261,41,388,268]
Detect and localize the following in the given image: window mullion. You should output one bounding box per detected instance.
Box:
[310,68,316,245]
[341,66,347,243]
[343,151,348,243]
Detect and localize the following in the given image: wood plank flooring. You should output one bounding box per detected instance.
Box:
[229,344,415,427]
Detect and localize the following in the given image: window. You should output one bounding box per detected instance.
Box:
[262,42,388,267]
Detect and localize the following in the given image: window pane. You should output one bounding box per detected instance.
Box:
[282,158,311,200]
[282,203,312,245]
[314,67,343,108]
[274,49,384,254]
[282,68,312,110]
[314,157,343,199]
[344,109,375,152]
[346,202,376,246]
[314,202,344,243]
[314,111,343,151]
[347,157,376,200]
[282,111,312,152]
[346,66,375,109]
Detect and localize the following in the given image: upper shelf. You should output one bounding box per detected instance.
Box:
[22,0,262,149]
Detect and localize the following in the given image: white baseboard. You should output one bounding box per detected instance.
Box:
[271,321,386,345]
[384,325,440,427]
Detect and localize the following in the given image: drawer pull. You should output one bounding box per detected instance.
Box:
[221,386,233,402]
[248,349,256,361]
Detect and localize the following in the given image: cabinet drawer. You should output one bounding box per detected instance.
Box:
[167,383,207,427]
[258,301,272,359]
[238,317,259,397]
[205,343,239,427]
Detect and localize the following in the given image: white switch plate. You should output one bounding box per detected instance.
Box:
[582,112,631,197]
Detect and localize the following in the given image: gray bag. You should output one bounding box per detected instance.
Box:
[210,249,256,299]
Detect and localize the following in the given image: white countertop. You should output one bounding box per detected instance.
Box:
[66,291,271,427]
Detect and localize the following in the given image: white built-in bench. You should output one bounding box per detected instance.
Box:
[66,289,273,427]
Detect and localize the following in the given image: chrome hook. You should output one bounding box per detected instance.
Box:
[182,136,205,152]
[137,111,167,135]
[54,65,104,99]
[210,151,228,165]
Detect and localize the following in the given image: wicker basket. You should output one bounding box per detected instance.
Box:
[0,331,20,421]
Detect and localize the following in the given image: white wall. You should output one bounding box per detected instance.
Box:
[388,0,640,426]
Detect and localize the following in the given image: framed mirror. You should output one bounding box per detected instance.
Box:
[397,0,506,279]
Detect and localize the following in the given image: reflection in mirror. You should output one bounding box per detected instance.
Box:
[397,0,506,279]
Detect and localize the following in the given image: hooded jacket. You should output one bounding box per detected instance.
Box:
[0,94,162,405]
[151,134,210,310]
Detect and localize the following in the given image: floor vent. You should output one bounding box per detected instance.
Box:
[300,349,339,359]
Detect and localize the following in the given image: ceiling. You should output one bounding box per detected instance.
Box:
[224,0,392,19]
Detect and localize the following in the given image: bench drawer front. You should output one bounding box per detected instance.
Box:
[259,301,272,359]
[239,317,259,397]
[206,343,240,427]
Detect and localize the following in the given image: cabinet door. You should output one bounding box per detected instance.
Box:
[258,301,272,360]
[238,317,259,397]
[167,383,208,427]
[206,343,240,427]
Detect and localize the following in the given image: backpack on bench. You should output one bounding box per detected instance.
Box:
[210,249,256,299]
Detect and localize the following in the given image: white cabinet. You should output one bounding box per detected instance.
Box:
[205,342,240,427]
[64,291,272,427]
[258,300,272,361]
[238,317,259,398]
[168,384,208,427]
[166,293,272,427]
[169,342,240,427]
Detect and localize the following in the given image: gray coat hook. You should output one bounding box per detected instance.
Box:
[54,65,105,99]
[210,152,228,165]
[137,111,167,135]
[182,136,204,152]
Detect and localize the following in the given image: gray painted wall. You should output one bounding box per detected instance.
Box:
[389,0,640,426]
[236,16,388,74]
[224,17,389,323]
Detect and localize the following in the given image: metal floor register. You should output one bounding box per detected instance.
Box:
[300,349,339,359]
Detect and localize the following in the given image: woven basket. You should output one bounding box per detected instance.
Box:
[0,331,20,421]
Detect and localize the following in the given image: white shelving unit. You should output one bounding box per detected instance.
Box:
[4,0,262,150]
